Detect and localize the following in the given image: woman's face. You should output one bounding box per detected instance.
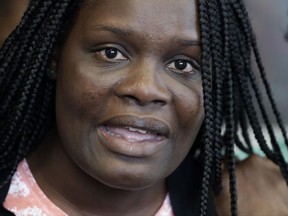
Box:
[55,0,203,190]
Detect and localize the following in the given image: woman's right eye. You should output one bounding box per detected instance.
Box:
[96,47,128,61]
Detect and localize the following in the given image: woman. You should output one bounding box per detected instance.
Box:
[0,0,287,215]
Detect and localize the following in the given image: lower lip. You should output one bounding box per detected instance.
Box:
[97,126,168,157]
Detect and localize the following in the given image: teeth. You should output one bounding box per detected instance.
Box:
[137,129,148,134]
[127,126,148,134]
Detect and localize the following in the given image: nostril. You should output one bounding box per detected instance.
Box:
[126,95,137,100]
[154,100,166,106]
[122,95,140,104]
[121,95,167,106]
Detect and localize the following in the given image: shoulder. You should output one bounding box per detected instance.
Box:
[213,154,288,216]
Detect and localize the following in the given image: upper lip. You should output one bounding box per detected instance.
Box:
[99,115,171,138]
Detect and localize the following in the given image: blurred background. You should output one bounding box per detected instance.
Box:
[242,0,288,159]
[0,0,29,45]
[245,0,288,124]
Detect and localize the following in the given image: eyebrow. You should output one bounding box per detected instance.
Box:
[90,24,201,47]
[91,24,133,37]
[171,38,201,47]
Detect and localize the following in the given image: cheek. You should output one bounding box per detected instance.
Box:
[56,66,110,122]
[175,86,204,130]
[54,68,106,151]
[170,85,204,157]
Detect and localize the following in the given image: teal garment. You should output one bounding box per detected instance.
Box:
[235,135,288,161]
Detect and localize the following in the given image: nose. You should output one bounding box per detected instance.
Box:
[114,63,171,107]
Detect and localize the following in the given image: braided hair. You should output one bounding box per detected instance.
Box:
[0,0,83,187]
[199,0,288,215]
[0,0,287,215]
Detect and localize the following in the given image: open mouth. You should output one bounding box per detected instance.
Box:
[102,125,164,143]
[97,115,171,157]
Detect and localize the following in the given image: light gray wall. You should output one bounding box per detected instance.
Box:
[245,0,288,124]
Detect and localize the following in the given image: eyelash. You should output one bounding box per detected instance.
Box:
[94,47,200,76]
[95,47,128,62]
[166,59,199,75]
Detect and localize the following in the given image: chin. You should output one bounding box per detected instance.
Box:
[103,177,161,191]
[94,166,164,191]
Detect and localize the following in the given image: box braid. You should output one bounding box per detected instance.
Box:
[207,0,225,197]
[199,0,288,215]
[0,0,83,188]
[0,0,287,216]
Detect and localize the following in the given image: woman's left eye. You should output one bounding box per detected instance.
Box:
[166,59,196,74]
[96,47,128,61]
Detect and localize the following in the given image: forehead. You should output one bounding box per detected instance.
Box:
[77,0,199,41]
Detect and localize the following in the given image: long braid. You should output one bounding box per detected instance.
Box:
[0,2,55,152]
[224,68,238,216]
[232,59,253,154]
[224,2,242,214]
[230,0,281,155]
[207,0,225,195]
[221,2,238,214]
[232,0,288,151]
[227,10,277,164]
[0,1,54,99]
[238,105,253,153]
[230,0,288,183]
[198,1,215,215]
[0,0,83,188]
[198,0,288,215]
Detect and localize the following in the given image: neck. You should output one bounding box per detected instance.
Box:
[27,129,166,216]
